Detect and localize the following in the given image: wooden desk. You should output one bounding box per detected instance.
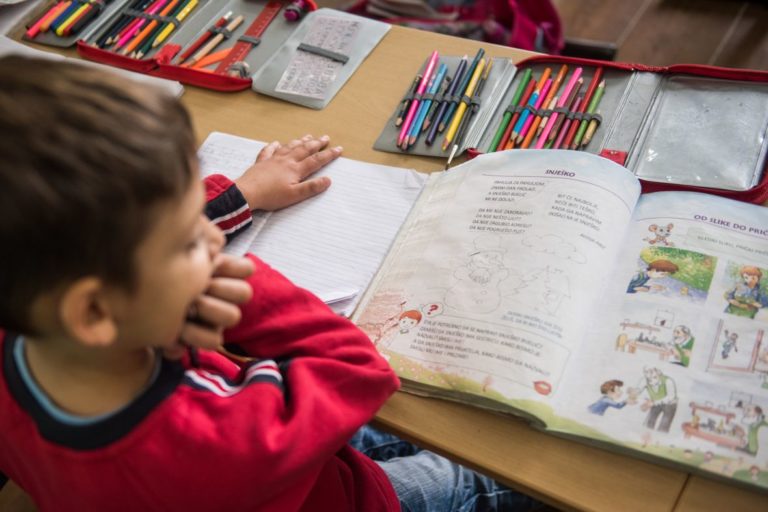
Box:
[2,23,766,512]
[179,25,768,511]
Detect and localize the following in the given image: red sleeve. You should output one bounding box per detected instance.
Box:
[125,255,400,509]
[203,174,252,241]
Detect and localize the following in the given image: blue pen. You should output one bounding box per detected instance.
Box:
[406,62,448,148]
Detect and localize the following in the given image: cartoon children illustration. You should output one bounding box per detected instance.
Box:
[721,329,739,359]
[668,325,694,367]
[739,404,768,456]
[587,380,628,416]
[724,266,767,319]
[398,310,422,333]
[627,259,679,294]
[632,367,678,432]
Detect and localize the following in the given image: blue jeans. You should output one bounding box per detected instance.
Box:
[349,425,542,512]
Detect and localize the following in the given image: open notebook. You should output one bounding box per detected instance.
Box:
[198,132,426,315]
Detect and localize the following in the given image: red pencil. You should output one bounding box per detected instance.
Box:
[562,66,603,147]
[25,1,68,38]
[499,78,535,150]
[176,11,231,64]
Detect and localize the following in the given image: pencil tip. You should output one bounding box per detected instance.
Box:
[445,145,458,170]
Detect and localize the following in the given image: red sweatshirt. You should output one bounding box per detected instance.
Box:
[0,176,401,511]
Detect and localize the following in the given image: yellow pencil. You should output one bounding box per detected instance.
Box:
[123,0,181,56]
[55,2,89,36]
[40,1,71,32]
[151,0,198,48]
[442,58,486,151]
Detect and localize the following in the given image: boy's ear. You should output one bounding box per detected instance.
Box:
[58,277,118,347]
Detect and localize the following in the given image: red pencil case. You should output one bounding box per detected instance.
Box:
[472,55,768,204]
[374,53,768,204]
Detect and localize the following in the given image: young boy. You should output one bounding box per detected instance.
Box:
[0,57,539,511]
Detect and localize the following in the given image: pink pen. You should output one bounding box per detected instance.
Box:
[534,67,582,149]
[397,50,439,148]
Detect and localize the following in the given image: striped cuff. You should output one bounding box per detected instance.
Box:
[204,174,253,241]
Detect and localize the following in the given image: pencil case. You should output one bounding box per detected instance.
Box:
[376,54,768,203]
[15,0,389,107]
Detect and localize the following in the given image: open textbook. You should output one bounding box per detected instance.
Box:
[197,132,426,315]
[352,149,768,491]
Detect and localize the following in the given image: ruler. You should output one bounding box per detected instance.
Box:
[214,0,283,75]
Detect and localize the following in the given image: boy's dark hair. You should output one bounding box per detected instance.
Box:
[0,56,196,334]
[600,380,623,395]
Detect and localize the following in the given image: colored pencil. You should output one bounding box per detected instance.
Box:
[66,2,103,36]
[487,67,531,152]
[442,57,486,151]
[534,67,583,148]
[510,67,551,144]
[39,1,71,33]
[546,78,582,147]
[553,95,582,149]
[407,62,448,148]
[123,0,180,56]
[425,56,467,146]
[521,94,557,149]
[423,73,452,131]
[102,0,153,46]
[501,78,535,150]
[446,59,493,169]
[25,1,67,38]
[574,79,606,149]
[516,78,552,146]
[186,14,244,67]
[54,2,89,36]
[49,1,79,32]
[176,11,232,65]
[535,64,568,137]
[151,0,198,48]
[438,48,484,133]
[566,66,605,148]
[397,50,439,147]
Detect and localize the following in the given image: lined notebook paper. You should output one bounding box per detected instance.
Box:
[198,131,426,315]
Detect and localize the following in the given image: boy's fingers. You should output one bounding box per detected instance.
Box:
[285,135,330,162]
[288,176,332,205]
[255,141,280,162]
[278,135,313,154]
[207,276,253,305]
[193,293,243,329]
[213,253,255,280]
[297,146,342,178]
[178,321,224,351]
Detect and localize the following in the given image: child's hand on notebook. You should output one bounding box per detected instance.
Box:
[234,134,342,211]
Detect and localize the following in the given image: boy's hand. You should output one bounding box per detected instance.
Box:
[166,254,254,360]
[234,134,342,211]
